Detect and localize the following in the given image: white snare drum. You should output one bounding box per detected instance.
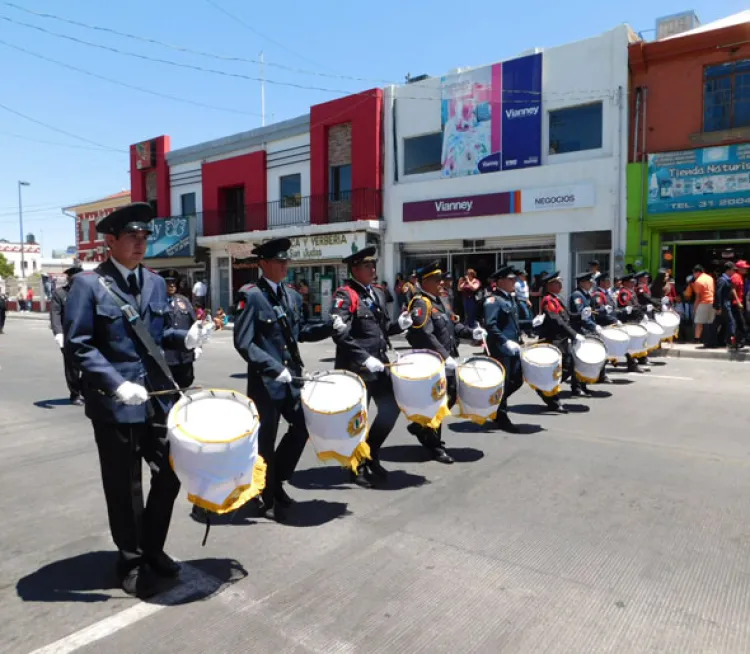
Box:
[623,324,649,358]
[573,336,606,383]
[599,326,630,361]
[301,371,370,471]
[456,356,505,424]
[655,309,680,340]
[644,320,665,352]
[521,344,563,395]
[167,389,265,515]
[390,349,450,429]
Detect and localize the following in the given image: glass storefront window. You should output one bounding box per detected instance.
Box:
[217,257,230,313]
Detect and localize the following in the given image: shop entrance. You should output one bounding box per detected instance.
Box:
[664,241,750,288]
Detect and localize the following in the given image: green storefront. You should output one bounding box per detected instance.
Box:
[626,145,750,286]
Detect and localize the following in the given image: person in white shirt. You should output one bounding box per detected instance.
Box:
[514,269,532,333]
[192,277,207,308]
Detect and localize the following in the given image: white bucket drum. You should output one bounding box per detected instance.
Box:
[521,344,563,396]
[301,370,370,471]
[390,349,450,429]
[167,389,265,515]
[599,326,630,361]
[623,323,649,358]
[573,336,606,383]
[644,320,665,352]
[655,309,680,340]
[456,356,506,425]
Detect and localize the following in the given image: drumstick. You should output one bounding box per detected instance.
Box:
[292,375,335,384]
[148,386,202,397]
[383,361,414,368]
[480,333,490,356]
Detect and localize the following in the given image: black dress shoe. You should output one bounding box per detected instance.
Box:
[547,401,568,414]
[368,459,389,479]
[433,447,454,464]
[494,412,520,433]
[599,375,612,384]
[349,466,373,488]
[571,388,584,397]
[274,483,295,507]
[121,564,166,598]
[146,552,181,579]
[266,503,289,523]
[191,505,209,522]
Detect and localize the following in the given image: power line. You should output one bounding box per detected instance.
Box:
[0,128,123,152]
[0,14,355,95]
[0,38,265,118]
[0,100,126,151]
[4,2,394,85]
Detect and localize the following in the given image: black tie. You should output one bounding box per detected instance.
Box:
[277,285,287,308]
[127,272,140,299]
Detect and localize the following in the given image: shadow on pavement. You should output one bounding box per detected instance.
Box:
[283,500,350,527]
[33,398,77,409]
[229,372,247,379]
[371,469,430,491]
[586,390,613,399]
[291,465,354,490]
[381,443,484,464]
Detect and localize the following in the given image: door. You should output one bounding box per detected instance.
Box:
[574,250,611,280]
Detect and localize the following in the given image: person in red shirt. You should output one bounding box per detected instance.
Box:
[732,260,749,345]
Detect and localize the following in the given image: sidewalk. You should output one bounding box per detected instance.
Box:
[6,310,749,362]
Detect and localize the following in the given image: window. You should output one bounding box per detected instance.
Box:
[280,173,302,208]
[404,132,442,175]
[704,59,750,133]
[180,192,197,216]
[79,218,89,244]
[329,164,352,200]
[549,102,603,154]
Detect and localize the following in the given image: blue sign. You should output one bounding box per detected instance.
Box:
[647,144,750,214]
[145,216,194,258]
[500,53,543,171]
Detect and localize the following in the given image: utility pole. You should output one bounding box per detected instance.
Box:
[18,180,30,279]
[260,50,266,127]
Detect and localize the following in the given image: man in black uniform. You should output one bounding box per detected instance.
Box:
[483,266,525,432]
[567,271,604,394]
[616,274,647,373]
[160,269,199,389]
[406,261,486,460]
[233,237,333,521]
[65,203,210,597]
[330,247,412,486]
[50,265,84,405]
[0,287,7,334]
[591,272,618,383]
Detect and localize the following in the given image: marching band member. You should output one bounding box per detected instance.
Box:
[616,274,647,373]
[406,261,487,460]
[591,272,618,383]
[483,266,524,433]
[160,269,200,389]
[65,203,210,597]
[50,265,84,405]
[568,271,603,394]
[535,271,585,412]
[330,247,413,487]
[233,237,333,521]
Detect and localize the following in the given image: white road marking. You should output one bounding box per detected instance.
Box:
[28,562,224,654]
[640,374,693,381]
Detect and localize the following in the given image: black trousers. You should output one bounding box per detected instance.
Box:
[92,421,180,566]
[409,375,457,450]
[364,374,401,457]
[62,347,82,398]
[536,343,576,404]
[169,363,194,390]
[250,383,309,505]
[496,353,523,414]
[0,307,5,331]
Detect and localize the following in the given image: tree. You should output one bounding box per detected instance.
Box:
[0,253,13,279]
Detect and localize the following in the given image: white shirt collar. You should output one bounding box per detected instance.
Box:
[110,256,139,282]
[262,275,279,293]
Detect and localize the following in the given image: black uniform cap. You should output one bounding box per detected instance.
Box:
[252,237,292,260]
[342,246,377,266]
[596,272,611,283]
[588,259,600,267]
[634,270,650,280]
[576,271,595,283]
[63,266,83,276]
[159,268,180,282]
[540,270,561,285]
[490,265,517,280]
[417,260,442,282]
[441,271,453,281]
[96,202,154,236]
[620,273,635,282]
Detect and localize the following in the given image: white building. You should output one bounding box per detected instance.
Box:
[382,25,637,295]
[0,241,42,278]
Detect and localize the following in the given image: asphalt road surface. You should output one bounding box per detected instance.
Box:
[2,320,750,653]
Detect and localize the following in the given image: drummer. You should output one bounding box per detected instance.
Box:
[330,247,413,487]
[568,271,606,392]
[160,269,200,389]
[616,273,647,373]
[591,272,619,383]
[406,261,487,459]
[483,265,525,432]
[536,271,586,412]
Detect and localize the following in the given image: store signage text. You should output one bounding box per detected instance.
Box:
[288,232,366,261]
[520,184,596,212]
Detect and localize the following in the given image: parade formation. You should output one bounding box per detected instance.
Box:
[55,202,683,599]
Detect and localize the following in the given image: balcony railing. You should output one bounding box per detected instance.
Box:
[201,188,382,236]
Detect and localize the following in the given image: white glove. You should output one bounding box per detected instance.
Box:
[625,306,633,315]
[605,305,613,314]
[582,307,592,320]
[575,334,586,344]
[646,304,654,314]
[332,315,347,335]
[444,356,458,372]
[504,340,521,355]
[532,314,545,328]
[364,356,385,373]
[275,368,293,384]
[472,326,487,341]
[185,320,211,350]
[661,297,670,307]
[616,320,623,326]
[115,381,149,406]
[595,325,603,334]
[54,333,64,349]
[397,311,413,330]
[193,346,203,361]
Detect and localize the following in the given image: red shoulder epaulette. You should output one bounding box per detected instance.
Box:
[239,283,256,292]
[372,283,383,290]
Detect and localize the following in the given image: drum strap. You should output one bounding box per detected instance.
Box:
[98,277,177,388]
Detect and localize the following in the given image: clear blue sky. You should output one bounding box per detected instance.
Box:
[0,0,745,255]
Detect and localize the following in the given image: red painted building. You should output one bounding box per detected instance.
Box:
[63,190,131,263]
[129,89,385,314]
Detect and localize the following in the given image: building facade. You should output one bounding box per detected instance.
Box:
[382,25,635,295]
[0,240,41,278]
[626,11,750,283]
[63,190,131,263]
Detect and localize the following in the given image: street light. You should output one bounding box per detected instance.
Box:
[18,180,30,279]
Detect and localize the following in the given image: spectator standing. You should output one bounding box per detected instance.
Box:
[690,265,715,343]
[26,287,33,312]
[458,268,482,327]
[514,269,532,330]
[0,289,6,334]
[714,261,741,350]
[730,261,747,344]
[17,288,25,312]
[191,276,207,308]
[297,278,311,320]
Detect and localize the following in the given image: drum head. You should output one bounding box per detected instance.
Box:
[391,349,443,380]
[301,371,365,414]
[603,327,629,343]
[458,356,505,389]
[170,389,258,443]
[623,324,647,337]
[575,338,606,364]
[522,345,560,365]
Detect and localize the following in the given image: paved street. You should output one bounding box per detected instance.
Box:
[2,321,750,653]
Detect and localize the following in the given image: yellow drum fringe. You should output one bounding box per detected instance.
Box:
[456,398,495,425]
[187,455,267,515]
[525,380,561,397]
[406,402,451,429]
[575,371,601,384]
[316,439,372,472]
